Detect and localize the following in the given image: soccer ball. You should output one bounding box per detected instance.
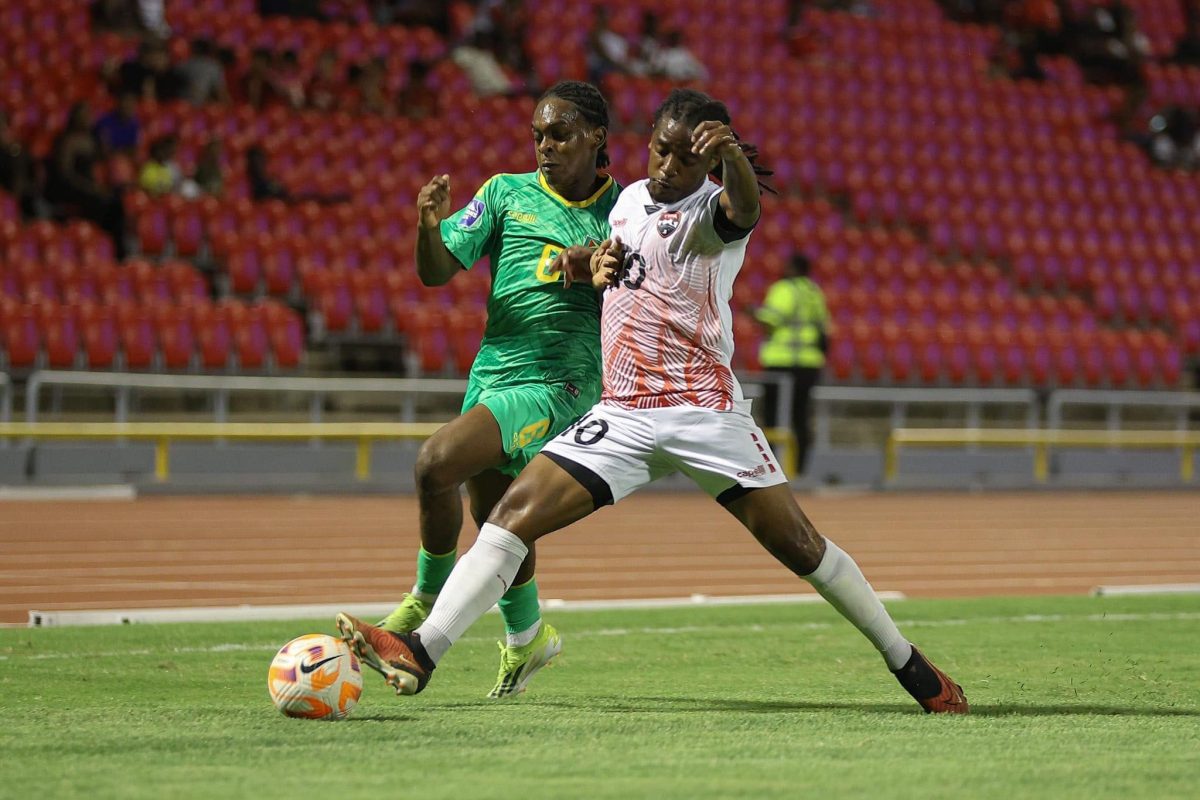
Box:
[267,633,363,720]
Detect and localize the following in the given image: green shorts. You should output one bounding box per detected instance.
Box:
[463,378,601,478]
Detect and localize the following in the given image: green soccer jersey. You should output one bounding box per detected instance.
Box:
[440,171,619,388]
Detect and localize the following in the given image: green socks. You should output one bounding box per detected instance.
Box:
[497,578,542,643]
[415,547,542,645]
[413,547,457,599]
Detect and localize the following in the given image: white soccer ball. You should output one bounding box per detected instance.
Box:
[267,633,363,720]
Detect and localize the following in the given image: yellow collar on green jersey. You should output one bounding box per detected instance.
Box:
[537,171,614,209]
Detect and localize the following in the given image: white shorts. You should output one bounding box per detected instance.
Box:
[539,402,789,507]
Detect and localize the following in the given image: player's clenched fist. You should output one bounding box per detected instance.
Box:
[591,236,627,290]
[417,174,452,229]
[690,120,740,161]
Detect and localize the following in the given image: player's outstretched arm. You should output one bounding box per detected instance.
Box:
[692,121,760,230]
[414,174,461,287]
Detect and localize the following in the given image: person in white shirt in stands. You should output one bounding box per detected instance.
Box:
[336,89,969,714]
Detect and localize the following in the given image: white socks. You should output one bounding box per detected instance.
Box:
[415,523,528,664]
[805,539,913,671]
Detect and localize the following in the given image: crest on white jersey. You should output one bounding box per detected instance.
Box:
[656,211,680,237]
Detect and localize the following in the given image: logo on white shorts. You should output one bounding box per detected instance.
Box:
[737,464,767,479]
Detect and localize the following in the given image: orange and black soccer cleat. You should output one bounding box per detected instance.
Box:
[892,646,969,714]
[335,613,434,696]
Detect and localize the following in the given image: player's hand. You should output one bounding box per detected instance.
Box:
[552,245,594,290]
[416,174,452,229]
[691,121,741,161]
[591,237,626,290]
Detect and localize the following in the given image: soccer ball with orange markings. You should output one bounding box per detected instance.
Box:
[267,634,363,720]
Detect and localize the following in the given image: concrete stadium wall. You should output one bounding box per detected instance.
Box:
[1,441,1196,492]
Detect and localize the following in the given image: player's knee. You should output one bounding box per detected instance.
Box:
[486,482,539,542]
[414,438,459,496]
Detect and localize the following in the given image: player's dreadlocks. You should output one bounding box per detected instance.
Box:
[539,80,611,169]
[652,89,776,195]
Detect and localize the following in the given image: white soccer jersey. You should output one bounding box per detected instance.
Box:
[601,178,753,411]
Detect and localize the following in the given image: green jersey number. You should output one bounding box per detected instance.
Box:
[534,242,565,284]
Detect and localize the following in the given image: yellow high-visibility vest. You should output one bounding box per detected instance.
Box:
[755,277,829,369]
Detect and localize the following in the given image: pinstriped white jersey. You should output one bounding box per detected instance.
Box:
[601,179,752,412]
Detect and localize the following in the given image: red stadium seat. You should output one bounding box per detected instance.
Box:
[40,302,79,368]
[80,303,118,369]
[1,304,40,368]
[262,301,303,369]
[115,303,156,370]
[153,306,196,370]
[194,303,232,370]
[224,300,268,371]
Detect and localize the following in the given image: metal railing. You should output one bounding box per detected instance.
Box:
[885,427,1200,484]
[810,386,1040,448]
[0,373,10,423]
[1046,390,1200,431]
[0,420,798,483]
[24,371,470,423]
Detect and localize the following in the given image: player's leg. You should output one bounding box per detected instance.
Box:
[376,404,506,634]
[723,485,967,713]
[337,454,597,695]
[337,405,662,695]
[667,407,967,713]
[466,468,558,698]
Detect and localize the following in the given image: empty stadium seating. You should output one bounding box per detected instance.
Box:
[0,0,1196,386]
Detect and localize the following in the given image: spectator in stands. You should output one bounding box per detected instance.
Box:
[91,0,142,33]
[189,138,225,197]
[491,0,540,91]
[348,57,394,116]
[136,0,171,37]
[586,8,641,84]
[638,12,666,68]
[181,39,231,106]
[46,104,126,258]
[1170,0,1200,65]
[452,31,519,96]
[93,90,140,156]
[243,48,279,110]
[306,50,341,112]
[118,39,186,103]
[755,253,831,475]
[1073,0,1149,128]
[993,0,1064,81]
[247,146,290,201]
[259,0,323,18]
[397,60,439,119]
[649,30,709,82]
[272,51,307,109]
[139,134,183,196]
[1142,106,1200,170]
[0,111,39,219]
[373,0,451,34]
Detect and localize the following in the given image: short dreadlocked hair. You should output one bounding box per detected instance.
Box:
[538,80,611,169]
[652,88,775,195]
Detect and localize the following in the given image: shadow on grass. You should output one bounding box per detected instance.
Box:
[512,696,1200,718]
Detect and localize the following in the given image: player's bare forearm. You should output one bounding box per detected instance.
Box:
[719,146,760,228]
[415,173,458,286]
[692,121,759,229]
[415,226,460,286]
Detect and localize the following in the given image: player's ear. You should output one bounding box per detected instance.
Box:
[592,125,607,154]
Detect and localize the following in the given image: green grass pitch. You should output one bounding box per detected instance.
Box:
[2,594,1198,799]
